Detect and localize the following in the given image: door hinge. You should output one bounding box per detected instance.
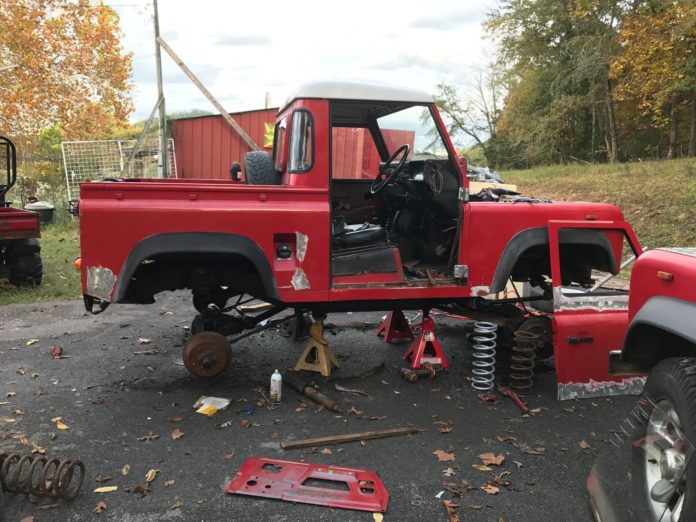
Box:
[453,264,468,279]
[458,187,469,202]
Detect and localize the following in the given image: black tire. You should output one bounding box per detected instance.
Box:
[6,237,40,257]
[244,151,279,185]
[8,252,43,286]
[632,357,696,521]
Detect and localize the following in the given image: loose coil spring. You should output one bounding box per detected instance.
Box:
[471,321,498,391]
[510,330,540,394]
[0,453,85,500]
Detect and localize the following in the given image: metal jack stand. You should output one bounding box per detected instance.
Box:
[293,316,340,377]
[376,310,414,343]
[403,309,448,369]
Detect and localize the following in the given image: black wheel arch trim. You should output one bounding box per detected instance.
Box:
[490,227,617,293]
[621,296,696,363]
[113,232,279,302]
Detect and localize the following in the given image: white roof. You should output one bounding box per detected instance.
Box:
[284,81,434,107]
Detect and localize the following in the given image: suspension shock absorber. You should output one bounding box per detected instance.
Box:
[0,453,85,500]
[471,321,498,391]
[509,330,540,394]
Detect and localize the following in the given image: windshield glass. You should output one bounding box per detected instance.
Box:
[376,106,449,160]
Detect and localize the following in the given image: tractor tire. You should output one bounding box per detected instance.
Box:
[244,151,279,185]
[8,252,43,286]
[631,357,696,522]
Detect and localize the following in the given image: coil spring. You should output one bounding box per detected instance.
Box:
[0,453,85,500]
[471,321,498,391]
[510,330,540,394]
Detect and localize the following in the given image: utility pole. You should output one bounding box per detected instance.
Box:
[153,0,169,178]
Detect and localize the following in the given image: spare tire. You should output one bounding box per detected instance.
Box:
[244,151,280,185]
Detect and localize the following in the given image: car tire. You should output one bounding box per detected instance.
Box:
[244,151,279,185]
[8,252,43,286]
[632,357,696,522]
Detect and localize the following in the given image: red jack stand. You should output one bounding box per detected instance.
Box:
[403,310,448,369]
[376,310,414,343]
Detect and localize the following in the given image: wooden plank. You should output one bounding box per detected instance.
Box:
[469,181,518,195]
[281,427,421,450]
[156,36,260,151]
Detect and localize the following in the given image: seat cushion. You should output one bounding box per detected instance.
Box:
[335,225,387,248]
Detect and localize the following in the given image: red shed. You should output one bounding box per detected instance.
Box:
[170,108,277,180]
[171,109,415,181]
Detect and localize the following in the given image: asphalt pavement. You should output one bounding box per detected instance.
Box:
[0,292,638,521]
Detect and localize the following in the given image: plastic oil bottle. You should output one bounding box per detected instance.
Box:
[270,369,282,402]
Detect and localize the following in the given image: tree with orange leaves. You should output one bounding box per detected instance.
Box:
[0,0,132,140]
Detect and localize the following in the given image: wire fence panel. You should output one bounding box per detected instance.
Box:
[61,138,177,201]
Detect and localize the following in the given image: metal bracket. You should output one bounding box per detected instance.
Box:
[458,187,469,202]
[453,264,468,280]
[225,457,389,512]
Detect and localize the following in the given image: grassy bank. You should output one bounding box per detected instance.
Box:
[503,157,696,249]
[0,221,81,306]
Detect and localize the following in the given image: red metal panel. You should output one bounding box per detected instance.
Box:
[172,109,277,180]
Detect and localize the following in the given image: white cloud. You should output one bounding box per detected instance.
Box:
[108,0,497,120]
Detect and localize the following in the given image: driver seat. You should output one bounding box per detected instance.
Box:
[332,217,387,248]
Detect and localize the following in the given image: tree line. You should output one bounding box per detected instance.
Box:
[439,0,696,168]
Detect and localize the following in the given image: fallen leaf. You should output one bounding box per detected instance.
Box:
[442,467,457,477]
[93,501,107,513]
[479,452,505,466]
[171,501,184,509]
[171,428,184,440]
[31,443,46,454]
[145,468,159,483]
[579,440,591,450]
[240,419,250,428]
[439,426,453,434]
[122,464,131,476]
[6,391,16,397]
[94,486,118,493]
[529,407,542,414]
[169,416,183,422]
[481,484,500,495]
[433,450,456,462]
[373,513,384,522]
[50,346,63,358]
[360,439,367,447]
[472,464,493,471]
[443,499,461,522]
[131,483,151,496]
[517,443,545,455]
[137,432,159,441]
[137,338,152,344]
[20,517,35,522]
[26,339,39,346]
[368,416,386,421]
[51,417,69,430]
[95,475,112,483]
[17,367,28,375]
[3,418,16,423]
[215,420,234,429]
[224,452,235,460]
[320,448,332,455]
[165,480,175,487]
[477,393,498,402]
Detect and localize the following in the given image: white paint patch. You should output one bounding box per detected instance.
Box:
[470,285,490,297]
[557,376,646,401]
[86,266,117,301]
[291,268,310,290]
[295,231,308,262]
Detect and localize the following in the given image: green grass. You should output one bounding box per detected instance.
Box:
[0,221,82,305]
[503,157,696,249]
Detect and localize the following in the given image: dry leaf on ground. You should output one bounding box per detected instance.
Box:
[95,475,111,483]
[579,440,591,450]
[171,428,184,440]
[165,480,175,487]
[320,448,332,455]
[442,499,461,522]
[224,452,236,460]
[433,450,456,462]
[169,416,183,422]
[481,484,500,495]
[145,469,159,483]
[442,467,457,477]
[137,432,159,441]
[472,464,493,471]
[478,452,505,466]
[137,338,152,344]
[122,464,131,476]
[50,346,63,358]
[94,486,118,493]
[26,339,39,346]
[93,501,107,513]
[51,417,69,430]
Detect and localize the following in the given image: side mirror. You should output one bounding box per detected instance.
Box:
[229,162,242,181]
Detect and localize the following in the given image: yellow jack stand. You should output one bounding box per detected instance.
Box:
[293,319,340,377]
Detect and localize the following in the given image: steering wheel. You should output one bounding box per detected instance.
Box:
[370,144,410,194]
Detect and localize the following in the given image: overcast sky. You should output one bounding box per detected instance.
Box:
[107,0,498,121]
